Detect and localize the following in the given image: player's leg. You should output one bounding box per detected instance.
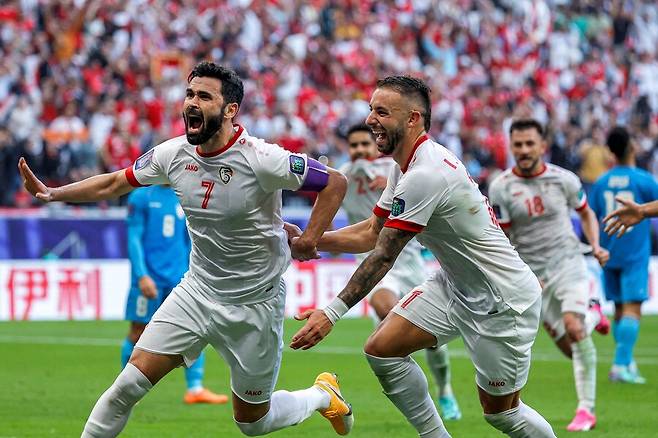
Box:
[425,345,461,421]
[461,297,555,437]
[368,287,400,321]
[122,285,159,368]
[366,274,457,437]
[122,322,147,368]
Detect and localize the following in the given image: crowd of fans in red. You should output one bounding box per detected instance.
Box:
[1,0,657,206]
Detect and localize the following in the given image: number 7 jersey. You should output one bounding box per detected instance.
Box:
[125,125,308,304]
[488,163,590,273]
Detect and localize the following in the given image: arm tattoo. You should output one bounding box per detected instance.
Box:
[338,226,417,308]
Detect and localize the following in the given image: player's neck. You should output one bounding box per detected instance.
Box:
[197,123,238,155]
[393,130,427,171]
[513,161,547,178]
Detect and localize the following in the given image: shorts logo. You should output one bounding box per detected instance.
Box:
[134,149,154,170]
[488,380,506,387]
[244,390,263,396]
[391,197,405,216]
[219,166,233,184]
[289,155,306,175]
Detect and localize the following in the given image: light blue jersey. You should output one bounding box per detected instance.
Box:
[589,166,658,268]
[125,186,190,322]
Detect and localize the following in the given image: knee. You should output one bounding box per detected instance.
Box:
[364,333,391,357]
[484,406,519,433]
[564,316,585,341]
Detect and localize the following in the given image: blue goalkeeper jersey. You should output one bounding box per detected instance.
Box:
[126,186,190,286]
[589,166,658,268]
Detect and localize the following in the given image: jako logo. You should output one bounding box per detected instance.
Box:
[245,390,263,396]
[185,163,198,172]
[488,380,505,387]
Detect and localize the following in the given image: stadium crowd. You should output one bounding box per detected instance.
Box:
[0,0,657,206]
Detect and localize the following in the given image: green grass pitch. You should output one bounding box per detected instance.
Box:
[0,317,656,437]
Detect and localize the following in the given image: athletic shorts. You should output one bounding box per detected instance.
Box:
[125,281,177,324]
[392,270,540,396]
[135,276,285,404]
[537,254,589,340]
[603,260,649,304]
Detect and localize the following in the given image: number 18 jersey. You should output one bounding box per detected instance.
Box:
[125,125,308,304]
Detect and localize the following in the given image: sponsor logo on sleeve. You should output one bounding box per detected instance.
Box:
[391,197,405,216]
[289,155,306,175]
[134,149,154,170]
[219,166,233,184]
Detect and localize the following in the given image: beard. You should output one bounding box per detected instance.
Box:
[184,105,226,145]
[377,124,405,155]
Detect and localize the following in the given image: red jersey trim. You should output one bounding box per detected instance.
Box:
[373,205,390,218]
[401,134,430,173]
[512,163,547,178]
[499,221,512,229]
[195,124,244,157]
[575,199,588,212]
[124,167,146,187]
[384,218,424,233]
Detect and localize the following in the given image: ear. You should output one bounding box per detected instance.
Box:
[408,110,422,128]
[224,102,239,119]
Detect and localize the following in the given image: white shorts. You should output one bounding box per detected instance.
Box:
[392,271,541,396]
[135,276,285,404]
[538,255,589,340]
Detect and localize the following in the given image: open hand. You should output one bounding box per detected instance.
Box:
[290,309,333,350]
[603,196,643,237]
[18,157,53,202]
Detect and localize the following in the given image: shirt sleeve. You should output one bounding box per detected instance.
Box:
[383,167,447,233]
[125,145,170,187]
[487,179,512,228]
[250,141,308,192]
[374,165,399,217]
[564,171,588,211]
[126,190,149,279]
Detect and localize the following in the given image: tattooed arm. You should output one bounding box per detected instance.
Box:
[289,226,417,350]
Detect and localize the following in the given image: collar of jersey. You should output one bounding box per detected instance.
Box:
[401,133,429,173]
[512,162,547,178]
[195,124,244,158]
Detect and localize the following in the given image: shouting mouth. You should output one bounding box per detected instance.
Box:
[372,130,387,146]
[186,112,204,135]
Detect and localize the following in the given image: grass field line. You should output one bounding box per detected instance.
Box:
[2,334,658,365]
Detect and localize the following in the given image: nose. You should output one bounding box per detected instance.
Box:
[366,111,376,127]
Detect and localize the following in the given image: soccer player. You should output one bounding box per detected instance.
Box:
[18,61,353,437]
[123,185,227,404]
[589,126,658,384]
[488,118,609,432]
[291,76,556,438]
[340,123,461,420]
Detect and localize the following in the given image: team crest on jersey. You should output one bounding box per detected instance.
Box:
[391,197,405,216]
[219,166,233,184]
[289,155,306,175]
[134,149,154,170]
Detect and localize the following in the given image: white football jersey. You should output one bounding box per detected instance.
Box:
[126,125,307,304]
[488,164,590,273]
[375,135,540,315]
[340,156,426,272]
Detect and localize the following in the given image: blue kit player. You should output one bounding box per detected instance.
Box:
[123,185,228,404]
[589,126,658,384]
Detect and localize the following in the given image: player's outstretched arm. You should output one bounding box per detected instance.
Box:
[603,197,658,237]
[18,157,134,203]
[292,167,347,260]
[290,226,416,350]
[577,205,609,266]
[317,214,385,254]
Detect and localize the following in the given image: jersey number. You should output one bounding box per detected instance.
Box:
[162,214,175,237]
[603,190,634,216]
[355,177,367,194]
[201,180,215,209]
[136,295,148,318]
[524,196,545,217]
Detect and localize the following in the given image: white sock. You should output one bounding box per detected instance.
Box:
[484,400,556,437]
[425,345,453,398]
[81,363,153,437]
[235,387,329,436]
[366,354,450,438]
[572,337,596,411]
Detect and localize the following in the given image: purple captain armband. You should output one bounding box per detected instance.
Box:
[299,157,329,192]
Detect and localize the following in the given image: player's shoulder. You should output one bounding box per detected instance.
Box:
[546,163,581,184]
[236,128,297,162]
[153,135,188,154]
[488,168,515,190]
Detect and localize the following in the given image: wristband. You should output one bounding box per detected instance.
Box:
[323,297,349,325]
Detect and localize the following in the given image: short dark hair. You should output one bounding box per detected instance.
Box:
[188,61,244,107]
[346,123,374,139]
[606,126,631,160]
[376,76,432,132]
[509,118,545,138]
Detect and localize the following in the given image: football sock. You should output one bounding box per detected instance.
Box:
[235,387,329,435]
[366,354,450,437]
[483,400,556,437]
[425,345,453,397]
[571,336,596,411]
[614,316,640,366]
[184,351,205,392]
[120,338,134,369]
[81,363,152,437]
